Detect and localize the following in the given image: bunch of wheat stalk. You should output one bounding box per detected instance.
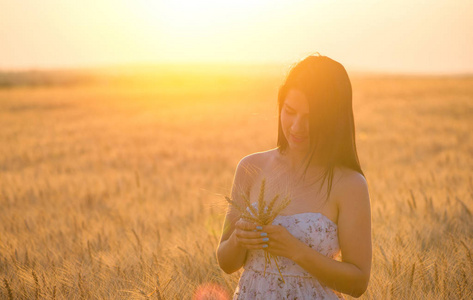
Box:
[225,178,291,283]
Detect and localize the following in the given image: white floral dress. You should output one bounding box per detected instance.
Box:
[233,212,345,299]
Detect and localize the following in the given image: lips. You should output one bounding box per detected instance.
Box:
[290,133,307,143]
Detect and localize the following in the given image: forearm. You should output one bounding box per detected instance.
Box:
[292,243,367,297]
[216,231,248,274]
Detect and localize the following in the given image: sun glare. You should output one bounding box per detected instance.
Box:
[121,0,278,62]
[131,0,272,35]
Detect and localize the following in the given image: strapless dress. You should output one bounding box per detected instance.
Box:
[232,211,345,299]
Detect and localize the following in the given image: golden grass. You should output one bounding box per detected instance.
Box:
[0,69,472,299]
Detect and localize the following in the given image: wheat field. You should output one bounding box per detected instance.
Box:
[0,67,472,299]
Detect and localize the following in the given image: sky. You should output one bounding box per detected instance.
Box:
[1,0,472,74]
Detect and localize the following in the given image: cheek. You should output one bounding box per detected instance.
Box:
[280,111,292,129]
[280,113,297,143]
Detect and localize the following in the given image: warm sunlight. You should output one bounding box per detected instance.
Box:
[1,1,472,298]
[1,0,472,71]
[123,0,306,63]
[127,0,473,72]
[145,0,275,32]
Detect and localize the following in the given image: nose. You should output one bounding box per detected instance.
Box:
[291,115,308,134]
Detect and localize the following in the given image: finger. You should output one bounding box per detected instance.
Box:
[236,220,261,231]
[235,219,252,229]
[242,243,268,250]
[237,238,270,250]
[235,221,248,232]
[260,225,281,233]
[237,237,269,246]
[236,229,269,239]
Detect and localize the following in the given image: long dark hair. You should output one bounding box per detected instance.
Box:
[277,53,365,203]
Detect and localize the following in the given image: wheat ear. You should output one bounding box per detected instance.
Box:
[242,193,258,217]
[257,178,266,217]
[266,194,280,217]
[270,195,290,216]
[241,214,261,224]
[224,196,246,214]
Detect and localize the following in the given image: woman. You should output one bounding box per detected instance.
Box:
[216,53,372,299]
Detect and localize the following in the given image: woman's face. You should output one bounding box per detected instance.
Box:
[280,89,310,152]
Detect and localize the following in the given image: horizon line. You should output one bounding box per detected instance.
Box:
[0,61,472,77]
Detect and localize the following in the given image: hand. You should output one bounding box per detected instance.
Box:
[234,219,269,250]
[259,224,305,260]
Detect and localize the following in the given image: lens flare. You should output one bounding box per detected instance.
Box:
[193,282,229,300]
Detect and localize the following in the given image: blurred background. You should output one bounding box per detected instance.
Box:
[1,0,472,74]
[0,1,472,299]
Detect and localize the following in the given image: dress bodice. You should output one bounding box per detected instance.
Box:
[243,212,342,277]
[232,204,345,299]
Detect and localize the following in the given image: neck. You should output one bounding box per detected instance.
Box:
[286,150,307,171]
[282,148,326,179]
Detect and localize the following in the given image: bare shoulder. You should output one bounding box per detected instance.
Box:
[333,167,370,211]
[234,149,277,193]
[241,148,277,163]
[338,167,368,190]
[237,148,277,172]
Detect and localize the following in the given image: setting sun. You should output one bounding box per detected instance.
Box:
[1,0,471,73]
[0,0,472,299]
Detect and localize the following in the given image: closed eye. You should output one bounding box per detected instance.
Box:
[284,107,295,115]
[284,104,296,114]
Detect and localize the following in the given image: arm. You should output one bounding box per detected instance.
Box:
[295,171,372,297]
[216,219,247,274]
[216,155,259,274]
[262,171,372,297]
